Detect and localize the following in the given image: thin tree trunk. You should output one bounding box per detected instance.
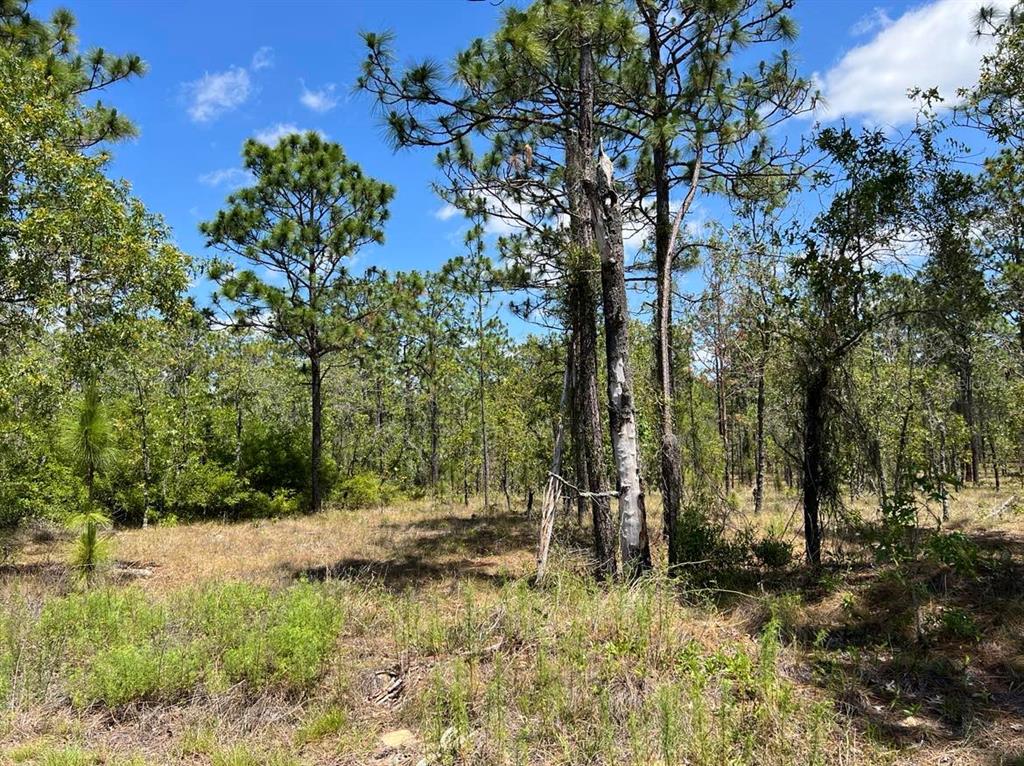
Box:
[939,422,950,522]
[961,359,980,485]
[502,455,512,514]
[536,355,573,582]
[132,372,152,529]
[234,393,243,474]
[588,147,651,577]
[716,340,730,492]
[639,5,701,566]
[310,355,323,514]
[991,430,1002,491]
[477,288,490,512]
[754,362,766,515]
[429,352,440,488]
[802,364,828,567]
[374,373,384,476]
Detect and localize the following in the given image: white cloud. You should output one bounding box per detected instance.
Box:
[435,203,461,221]
[251,46,274,71]
[300,81,339,113]
[253,123,323,145]
[198,167,253,188]
[185,66,251,123]
[850,7,893,36]
[816,0,1008,124]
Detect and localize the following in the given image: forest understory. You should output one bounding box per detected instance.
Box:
[3,483,1024,766]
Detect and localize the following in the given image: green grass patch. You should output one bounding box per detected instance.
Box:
[2,582,344,710]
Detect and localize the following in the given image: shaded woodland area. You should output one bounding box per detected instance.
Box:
[3,0,1024,763]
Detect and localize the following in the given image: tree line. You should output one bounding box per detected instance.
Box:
[2,0,1023,580]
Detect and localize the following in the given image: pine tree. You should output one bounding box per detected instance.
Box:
[202,133,396,514]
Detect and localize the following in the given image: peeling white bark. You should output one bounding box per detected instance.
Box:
[587,150,651,575]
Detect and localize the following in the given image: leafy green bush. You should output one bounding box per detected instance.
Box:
[925,607,981,643]
[160,460,300,521]
[334,473,398,509]
[925,531,981,576]
[73,643,200,708]
[214,584,343,690]
[752,534,794,569]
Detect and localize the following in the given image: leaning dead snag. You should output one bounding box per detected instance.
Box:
[586,143,652,577]
[536,356,572,583]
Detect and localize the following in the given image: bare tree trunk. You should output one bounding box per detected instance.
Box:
[961,359,980,485]
[428,340,440,489]
[588,148,652,577]
[502,454,512,513]
[802,364,828,567]
[374,373,384,477]
[715,338,730,492]
[566,35,615,578]
[477,288,490,512]
[310,355,323,514]
[939,422,950,522]
[638,5,701,566]
[536,357,572,582]
[132,373,152,529]
[234,393,243,473]
[754,362,766,515]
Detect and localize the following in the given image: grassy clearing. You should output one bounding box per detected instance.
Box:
[1,485,1023,764]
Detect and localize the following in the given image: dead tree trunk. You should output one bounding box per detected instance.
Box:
[536,357,573,582]
[587,147,652,577]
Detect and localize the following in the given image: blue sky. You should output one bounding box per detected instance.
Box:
[34,0,1005,311]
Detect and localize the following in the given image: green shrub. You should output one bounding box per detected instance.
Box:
[926,607,981,642]
[67,509,113,585]
[296,707,348,744]
[752,534,794,569]
[218,584,343,691]
[669,509,725,568]
[251,489,301,518]
[39,747,98,766]
[925,531,981,576]
[335,473,397,509]
[73,643,200,708]
[23,583,343,709]
[210,746,300,766]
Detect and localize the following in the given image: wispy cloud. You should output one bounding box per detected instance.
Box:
[434,203,461,222]
[183,47,274,124]
[815,0,1009,124]
[251,46,274,71]
[299,81,339,113]
[198,167,254,188]
[184,66,252,123]
[850,7,893,36]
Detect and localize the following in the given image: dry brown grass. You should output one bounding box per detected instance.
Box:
[1,483,1024,765]
[7,499,537,596]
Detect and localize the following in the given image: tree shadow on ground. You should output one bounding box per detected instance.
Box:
[294,555,520,590]
[726,524,1024,754]
[292,510,538,590]
[0,561,68,589]
[379,511,537,558]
